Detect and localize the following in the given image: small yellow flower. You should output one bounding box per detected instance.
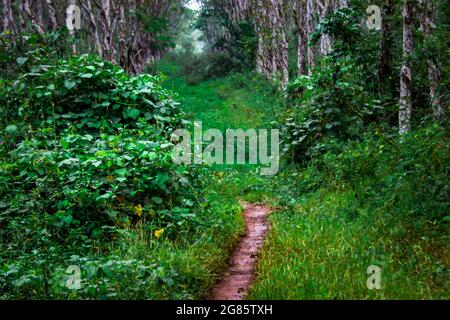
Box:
[107,175,115,183]
[134,204,143,217]
[154,228,164,238]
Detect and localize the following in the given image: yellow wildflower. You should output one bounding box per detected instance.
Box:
[154,228,164,238]
[134,204,143,217]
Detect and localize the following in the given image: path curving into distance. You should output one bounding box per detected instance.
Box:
[209,204,271,300]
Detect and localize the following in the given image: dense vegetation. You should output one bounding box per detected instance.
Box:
[0,30,247,298]
[0,0,448,300]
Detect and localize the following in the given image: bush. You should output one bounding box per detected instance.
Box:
[0,53,201,236]
[0,55,186,139]
[0,31,74,80]
[0,124,201,235]
[0,55,212,298]
[309,124,450,222]
[283,57,379,163]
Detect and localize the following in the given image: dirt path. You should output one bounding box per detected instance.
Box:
[209,204,271,300]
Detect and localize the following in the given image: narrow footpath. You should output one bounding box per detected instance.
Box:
[209,204,271,300]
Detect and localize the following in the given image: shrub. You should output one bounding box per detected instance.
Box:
[283,57,378,163]
[0,55,205,294]
[0,55,186,139]
[0,125,201,237]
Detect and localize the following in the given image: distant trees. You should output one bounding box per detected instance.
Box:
[201,0,447,129]
[0,0,187,73]
[207,0,354,84]
[0,0,447,130]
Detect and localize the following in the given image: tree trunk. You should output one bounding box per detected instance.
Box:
[100,0,115,62]
[377,0,395,97]
[118,0,127,69]
[271,0,288,88]
[399,0,414,135]
[419,0,445,121]
[80,0,103,57]
[317,0,331,55]
[128,0,142,74]
[35,0,44,31]
[20,0,45,34]
[67,0,77,53]
[338,0,348,8]
[45,0,59,30]
[306,0,315,74]
[253,0,273,78]
[294,0,307,75]
[3,0,17,33]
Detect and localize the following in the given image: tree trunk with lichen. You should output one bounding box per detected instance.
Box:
[293,0,307,75]
[419,0,445,121]
[399,0,414,134]
[2,0,17,33]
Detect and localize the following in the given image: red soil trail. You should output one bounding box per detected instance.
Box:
[209,204,271,300]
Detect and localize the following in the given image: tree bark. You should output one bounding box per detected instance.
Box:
[253,0,273,78]
[306,0,315,74]
[118,0,127,69]
[3,0,17,33]
[419,0,445,121]
[67,0,77,53]
[317,0,331,55]
[45,0,59,30]
[338,0,348,8]
[294,0,307,75]
[399,0,414,135]
[100,0,116,63]
[35,0,45,31]
[128,0,142,74]
[377,0,395,97]
[271,0,289,88]
[79,0,103,57]
[20,0,45,34]
[18,0,27,32]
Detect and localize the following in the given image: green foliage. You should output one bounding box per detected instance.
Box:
[178,51,236,85]
[0,125,200,234]
[283,56,378,163]
[140,13,176,51]
[284,7,388,163]
[156,58,282,131]
[0,31,75,80]
[0,55,185,138]
[197,3,257,74]
[0,54,246,299]
[250,124,449,299]
[1,0,449,299]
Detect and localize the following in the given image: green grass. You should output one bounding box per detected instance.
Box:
[247,128,449,300]
[156,58,282,131]
[250,187,449,299]
[97,196,245,299]
[154,59,449,300]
